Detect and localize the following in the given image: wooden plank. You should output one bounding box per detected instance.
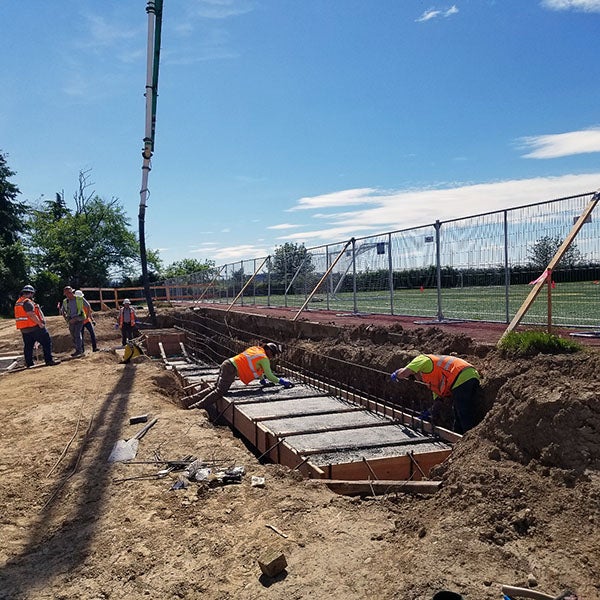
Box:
[317,479,442,496]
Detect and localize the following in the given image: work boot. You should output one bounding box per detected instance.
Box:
[46,360,61,366]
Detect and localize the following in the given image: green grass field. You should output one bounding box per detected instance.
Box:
[213,280,600,328]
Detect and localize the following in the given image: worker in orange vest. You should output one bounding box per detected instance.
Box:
[14,284,60,368]
[391,354,481,433]
[118,299,137,346]
[187,343,292,417]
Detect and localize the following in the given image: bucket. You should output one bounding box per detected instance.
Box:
[432,592,464,600]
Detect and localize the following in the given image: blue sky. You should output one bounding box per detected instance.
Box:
[2,0,600,267]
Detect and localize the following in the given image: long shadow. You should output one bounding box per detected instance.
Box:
[0,365,140,599]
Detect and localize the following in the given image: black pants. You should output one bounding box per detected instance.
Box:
[21,327,53,367]
[121,323,135,345]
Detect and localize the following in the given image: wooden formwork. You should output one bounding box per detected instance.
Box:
[172,354,457,483]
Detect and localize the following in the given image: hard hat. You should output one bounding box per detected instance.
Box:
[264,342,281,356]
[123,298,131,304]
[74,290,84,298]
[21,284,35,294]
[63,285,74,292]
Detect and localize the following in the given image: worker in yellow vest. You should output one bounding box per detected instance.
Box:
[187,343,292,417]
[14,284,60,368]
[391,354,481,434]
[61,285,90,357]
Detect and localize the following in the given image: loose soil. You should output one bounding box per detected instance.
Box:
[0,307,598,600]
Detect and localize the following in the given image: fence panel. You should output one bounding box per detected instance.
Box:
[153,190,600,329]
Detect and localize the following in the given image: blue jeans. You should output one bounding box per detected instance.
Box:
[82,321,97,351]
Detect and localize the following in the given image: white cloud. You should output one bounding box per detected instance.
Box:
[290,188,380,211]
[541,0,600,12]
[282,174,600,243]
[211,244,270,260]
[268,223,301,230]
[520,127,600,158]
[416,5,459,22]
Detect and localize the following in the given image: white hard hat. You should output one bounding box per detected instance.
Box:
[74,290,84,297]
[123,298,131,304]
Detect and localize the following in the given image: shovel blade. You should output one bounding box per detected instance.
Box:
[108,438,140,463]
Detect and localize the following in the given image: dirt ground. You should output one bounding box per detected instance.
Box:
[0,308,599,600]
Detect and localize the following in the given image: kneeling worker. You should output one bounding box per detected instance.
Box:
[391,353,480,434]
[188,343,292,413]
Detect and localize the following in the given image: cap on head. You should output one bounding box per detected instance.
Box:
[21,284,35,294]
[123,298,131,305]
[64,286,74,293]
[264,342,281,356]
[74,290,84,298]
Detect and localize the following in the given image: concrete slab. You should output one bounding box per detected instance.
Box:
[236,396,360,420]
[264,410,391,436]
[286,424,428,455]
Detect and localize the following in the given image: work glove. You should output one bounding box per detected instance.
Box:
[259,378,275,387]
[390,372,398,382]
[278,378,293,389]
[419,409,431,422]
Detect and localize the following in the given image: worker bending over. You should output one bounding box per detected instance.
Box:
[391,353,480,434]
[188,343,291,416]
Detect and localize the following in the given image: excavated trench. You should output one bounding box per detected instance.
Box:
[146,307,471,486]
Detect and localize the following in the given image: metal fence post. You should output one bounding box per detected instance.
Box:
[503,210,510,323]
[435,220,444,322]
[352,237,357,314]
[388,232,394,315]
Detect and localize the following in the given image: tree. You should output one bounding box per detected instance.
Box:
[0,151,29,315]
[268,242,315,281]
[26,170,139,288]
[162,258,216,282]
[527,235,583,270]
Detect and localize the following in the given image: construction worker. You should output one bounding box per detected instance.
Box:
[391,354,481,434]
[75,290,98,352]
[61,285,90,357]
[118,299,136,346]
[187,343,292,416]
[14,284,60,368]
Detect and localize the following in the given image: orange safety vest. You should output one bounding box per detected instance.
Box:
[14,296,44,330]
[231,346,267,384]
[420,354,472,398]
[119,307,136,327]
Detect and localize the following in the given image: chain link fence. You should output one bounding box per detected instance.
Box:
[162,191,600,328]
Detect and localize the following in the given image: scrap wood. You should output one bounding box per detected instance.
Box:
[501,585,554,600]
[266,524,288,538]
[317,479,442,496]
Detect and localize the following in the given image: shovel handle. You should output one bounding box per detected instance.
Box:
[132,417,158,440]
[501,585,554,600]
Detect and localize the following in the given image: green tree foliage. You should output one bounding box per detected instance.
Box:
[0,151,29,315]
[26,170,138,288]
[162,257,216,282]
[527,235,583,270]
[268,243,314,281]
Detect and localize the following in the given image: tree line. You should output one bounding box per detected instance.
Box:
[0,151,214,316]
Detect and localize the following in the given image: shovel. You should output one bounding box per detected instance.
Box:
[108,417,158,463]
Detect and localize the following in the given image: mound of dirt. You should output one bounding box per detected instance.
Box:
[0,308,598,600]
